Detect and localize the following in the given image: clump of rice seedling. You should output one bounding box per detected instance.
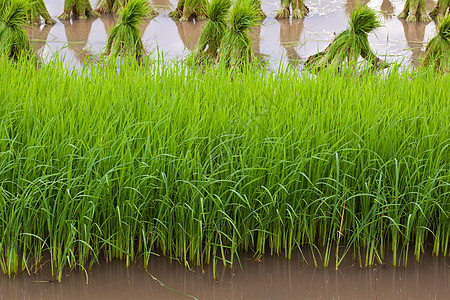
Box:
[27,0,56,25]
[0,0,33,61]
[305,6,388,70]
[192,0,231,63]
[275,0,309,19]
[217,0,258,68]
[59,0,100,20]
[169,0,207,22]
[398,0,431,23]
[250,0,266,19]
[96,0,158,18]
[103,0,149,63]
[422,13,450,71]
[429,0,450,22]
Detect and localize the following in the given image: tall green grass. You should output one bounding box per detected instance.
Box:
[0,58,449,281]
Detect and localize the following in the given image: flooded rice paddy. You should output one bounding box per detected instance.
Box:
[27,0,440,68]
[1,253,449,299]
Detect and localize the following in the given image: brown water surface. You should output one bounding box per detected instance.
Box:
[1,253,449,299]
[28,0,439,68]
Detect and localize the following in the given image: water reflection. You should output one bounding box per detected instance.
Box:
[25,24,54,54]
[399,19,428,66]
[380,0,395,20]
[279,18,304,66]
[344,0,370,15]
[62,18,97,65]
[151,0,173,12]
[251,25,262,57]
[173,20,205,51]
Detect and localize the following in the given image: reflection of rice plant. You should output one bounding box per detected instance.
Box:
[217,0,258,68]
[0,0,32,61]
[103,0,149,63]
[193,0,231,62]
[429,0,450,22]
[305,7,387,70]
[96,0,158,18]
[398,0,431,23]
[423,13,450,72]
[59,0,100,20]
[27,0,56,25]
[275,0,309,20]
[169,0,207,22]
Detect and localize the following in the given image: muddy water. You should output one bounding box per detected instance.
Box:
[1,253,449,299]
[27,0,439,68]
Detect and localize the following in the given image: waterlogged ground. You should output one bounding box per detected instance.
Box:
[1,254,449,299]
[27,0,440,68]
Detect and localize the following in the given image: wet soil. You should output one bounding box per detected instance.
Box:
[1,253,449,299]
[28,0,439,68]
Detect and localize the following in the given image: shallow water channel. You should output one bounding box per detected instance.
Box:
[1,253,449,299]
[28,0,440,68]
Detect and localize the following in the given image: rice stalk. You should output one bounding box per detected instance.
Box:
[96,0,158,18]
[0,0,33,61]
[59,0,100,20]
[169,0,206,22]
[275,0,308,19]
[423,12,450,72]
[398,0,431,23]
[305,6,388,71]
[103,0,149,63]
[27,0,56,25]
[429,0,450,22]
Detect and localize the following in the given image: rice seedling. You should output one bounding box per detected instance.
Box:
[169,0,207,22]
[26,0,56,25]
[305,6,388,70]
[96,0,158,18]
[250,0,266,19]
[429,0,450,22]
[192,0,231,63]
[422,13,450,72]
[103,0,150,64]
[0,0,33,61]
[275,0,309,19]
[0,54,449,280]
[398,0,431,23]
[59,0,100,20]
[217,0,258,68]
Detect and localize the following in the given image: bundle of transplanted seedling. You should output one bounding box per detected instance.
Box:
[0,0,33,61]
[170,0,207,21]
[305,7,388,70]
[429,0,450,22]
[96,0,158,18]
[191,0,231,63]
[59,0,99,20]
[27,0,56,25]
[275,0,308,19]
[103,0,149,64]
[398,0,431,22]
[423,13,450,72]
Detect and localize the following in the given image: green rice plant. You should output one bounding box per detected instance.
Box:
[169,0,206,22]
[422,13,450,72]
[96,0,158,18]
[398,0,431,23]
[59,0,100,20]
[305,6,388,70]
[0,51,450,280]
[103,0,149,63]
[27,0,56,25]
[275,0,309,19]
[249,0,266,19]
[0,0,33,61]
[217,0,258,68]
[429,0,450,22]
[192,0,231,63]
